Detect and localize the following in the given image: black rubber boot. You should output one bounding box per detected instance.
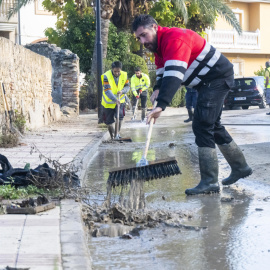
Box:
[184,109,193,123]
[108,124,115,140]
[218,140,252,185]
[141,108,147,121]
[185,147,220,195]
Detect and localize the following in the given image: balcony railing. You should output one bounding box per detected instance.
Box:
[0,0,18,23]
[205,28,260,53]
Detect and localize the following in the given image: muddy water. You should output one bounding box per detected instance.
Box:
[84,114,270,270]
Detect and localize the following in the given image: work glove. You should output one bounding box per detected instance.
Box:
[136,95,140,99]
[138,89,142,94]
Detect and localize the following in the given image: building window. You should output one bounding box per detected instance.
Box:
[232,8,244,28]
[232,58,244,78]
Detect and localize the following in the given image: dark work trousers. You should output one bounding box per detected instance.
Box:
[132,90,147,108]
[185,90,198,109]
[102,103,125,125]
[192,76,234,148]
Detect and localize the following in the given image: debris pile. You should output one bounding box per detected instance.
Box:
[82,203,203,238]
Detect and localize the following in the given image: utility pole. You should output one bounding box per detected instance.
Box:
[96,0,103,123]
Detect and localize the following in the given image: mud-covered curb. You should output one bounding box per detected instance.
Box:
[75,130,110,181]
[60,130,110,270]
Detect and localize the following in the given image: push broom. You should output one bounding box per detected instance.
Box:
[131,93,140,121]
[107,101,181,187]
[114,93,132,142]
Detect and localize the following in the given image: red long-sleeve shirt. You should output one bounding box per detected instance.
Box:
[154,26,233,110]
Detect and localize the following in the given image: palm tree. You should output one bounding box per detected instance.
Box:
[174,0,242,34]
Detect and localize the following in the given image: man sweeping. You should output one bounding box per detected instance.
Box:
[132,14,252,195]
[131,67,151,121]
[102,61,130,140]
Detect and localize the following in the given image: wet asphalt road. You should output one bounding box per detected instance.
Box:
[85,107,270,270]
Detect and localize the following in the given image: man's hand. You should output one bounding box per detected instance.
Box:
[136,95,140,99]
[146,107,162,124]
[150,90,159,104]
[116,99,121,106]
[117,91,123,95]
[138,89,142,94]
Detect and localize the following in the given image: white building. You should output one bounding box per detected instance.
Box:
[0,0,57,44]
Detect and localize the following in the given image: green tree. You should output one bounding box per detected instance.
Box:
[44,0,96,74]
[44,0,130,75]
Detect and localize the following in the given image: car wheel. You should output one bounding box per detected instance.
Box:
[242,105,249,110]
[259,94,267,109]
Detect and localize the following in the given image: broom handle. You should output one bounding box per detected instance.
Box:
[143,100,157,159]
[133,92,140,117]
[116,93,120,136]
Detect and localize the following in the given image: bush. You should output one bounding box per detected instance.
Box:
[254,66,265,76]
[79,86,88,111]
[14,109,26,134]
[122,53,149,78]
[171,86,186,107]
[0,132,19,148]
[149,70,156,88]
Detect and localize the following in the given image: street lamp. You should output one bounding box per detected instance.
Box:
[96,0,103,123]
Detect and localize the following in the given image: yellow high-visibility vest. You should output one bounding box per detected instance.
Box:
[131,73,150,96]
[101,70,127,109]
[265,67,270,89]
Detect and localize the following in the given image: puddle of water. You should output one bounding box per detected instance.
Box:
[84,118,270,270]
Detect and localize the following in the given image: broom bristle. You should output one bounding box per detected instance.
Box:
[107,158,181,187]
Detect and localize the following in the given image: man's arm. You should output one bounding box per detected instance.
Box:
[147,39,191,124]
[141,74,151,91]
[150,56,164,104]
[120,79,130,95]
[156,39,191,110]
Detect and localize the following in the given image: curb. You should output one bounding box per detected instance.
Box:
[60,199,92,270]
[75,130,110,181]
[60,130,110,270]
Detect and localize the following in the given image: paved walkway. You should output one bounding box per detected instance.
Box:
[0,113,109,270]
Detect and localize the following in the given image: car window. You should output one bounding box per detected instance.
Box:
[233,79,256,89]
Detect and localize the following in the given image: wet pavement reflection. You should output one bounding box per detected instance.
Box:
[85,115,270,270]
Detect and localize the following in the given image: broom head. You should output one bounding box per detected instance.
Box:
[107,157,181,187]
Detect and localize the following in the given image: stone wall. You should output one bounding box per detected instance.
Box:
[25,43,80,115]
[0,37,62,130]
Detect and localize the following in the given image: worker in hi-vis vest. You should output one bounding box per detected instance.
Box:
[101,61,130,139]
[131,67,150,121]
[265,61,270,115]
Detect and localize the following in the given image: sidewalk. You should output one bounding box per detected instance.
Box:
[0,113,109,270]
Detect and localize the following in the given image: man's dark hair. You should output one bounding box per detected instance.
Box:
[132,14,158,32]
[112,61,122,69]
[266,61,270,68]
[134,67,141,72]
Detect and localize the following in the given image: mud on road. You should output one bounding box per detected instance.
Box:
[83,107,270,270]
